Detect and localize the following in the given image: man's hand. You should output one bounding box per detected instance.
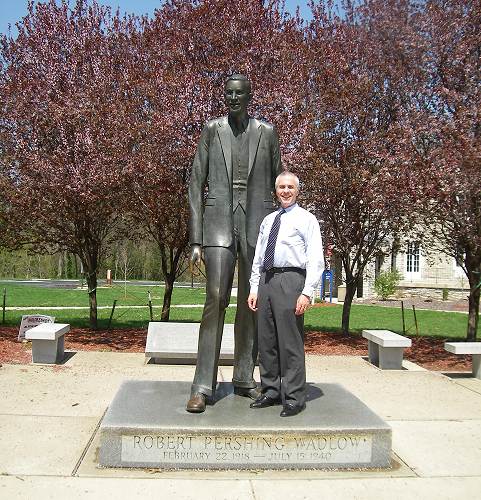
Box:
[247,293,258,312]
[295,294,310,316]
[190,244,202,271]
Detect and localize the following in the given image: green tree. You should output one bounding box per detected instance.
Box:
[374,270,403,301]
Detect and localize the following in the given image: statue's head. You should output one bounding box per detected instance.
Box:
[224,74,252,118]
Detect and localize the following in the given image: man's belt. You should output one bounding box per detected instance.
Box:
[264,267,306,275]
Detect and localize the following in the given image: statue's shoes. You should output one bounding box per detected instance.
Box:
[186,392,206,413]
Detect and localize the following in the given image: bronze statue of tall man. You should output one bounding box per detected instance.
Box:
[187,75,282,412]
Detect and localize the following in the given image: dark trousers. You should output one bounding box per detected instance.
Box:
[257,270,306,406]
[191,206,257,397]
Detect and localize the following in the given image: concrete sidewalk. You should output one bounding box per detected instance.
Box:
[1,352,480,499]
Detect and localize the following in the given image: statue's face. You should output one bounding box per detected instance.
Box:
[224,79,251,117]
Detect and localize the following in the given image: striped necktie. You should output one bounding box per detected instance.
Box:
[263,209,285,271]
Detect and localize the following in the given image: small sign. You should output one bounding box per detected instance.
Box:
[18,315,55,341]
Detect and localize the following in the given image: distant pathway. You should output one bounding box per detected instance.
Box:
[5,304,235,310]
[5,300,468,313]
[354,298,469,314]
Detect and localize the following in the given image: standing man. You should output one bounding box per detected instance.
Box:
[187,74,282,413]
[248,172,323,417]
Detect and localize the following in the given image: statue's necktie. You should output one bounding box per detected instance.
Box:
[263,209,285,271]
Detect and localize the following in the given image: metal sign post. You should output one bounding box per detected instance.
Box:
[320,269,334,303]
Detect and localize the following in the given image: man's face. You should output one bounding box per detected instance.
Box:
[224,79,251,117]
[276,175,299,208]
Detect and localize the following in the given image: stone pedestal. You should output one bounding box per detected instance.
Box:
[99,381,391,470]
[31,337,65,364]
[368,343,406,370]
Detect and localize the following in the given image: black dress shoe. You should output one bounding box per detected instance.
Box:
[234,386,260,400]
[250,394,282,408]
[280,403,306,417]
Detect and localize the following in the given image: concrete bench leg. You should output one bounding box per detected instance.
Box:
[379,347,404,370]
[368,341,379,366]
[31,337,65,364]
[473,354,481,379]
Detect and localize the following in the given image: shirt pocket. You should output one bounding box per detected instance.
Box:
[278,226,302,248]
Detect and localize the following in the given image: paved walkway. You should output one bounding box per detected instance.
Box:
[1,352,480,499]
[354,298,469,313]
[5,304,209,310]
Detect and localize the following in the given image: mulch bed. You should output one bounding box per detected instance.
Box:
[0,326,471,372]
[354,298,469,312]
[304,330,471,371]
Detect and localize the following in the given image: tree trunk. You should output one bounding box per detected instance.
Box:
[73,254,78,278]
[161,273,174,321]
[466,267,480,341]
[341,279,357,335]
[158,243,186,322]
[86,271,98,330]
[57,253,63,278]
[81,250,99,330]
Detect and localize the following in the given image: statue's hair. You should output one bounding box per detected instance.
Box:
[275,171,300,189]
[225,74,252,93]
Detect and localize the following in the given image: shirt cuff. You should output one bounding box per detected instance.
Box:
[302,286,313,298]
[250,285,259,294]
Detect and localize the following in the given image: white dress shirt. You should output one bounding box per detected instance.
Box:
[249,203,324,297]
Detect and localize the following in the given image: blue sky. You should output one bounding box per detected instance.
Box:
[0,1,321,36]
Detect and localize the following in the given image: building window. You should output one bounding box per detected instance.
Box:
[406,241,420,273]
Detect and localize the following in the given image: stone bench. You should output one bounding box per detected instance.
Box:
[362,330,411,370]
[25,323,70,364]
[444,342,481,379]
[145,322,234,365]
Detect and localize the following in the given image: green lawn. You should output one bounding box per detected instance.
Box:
[0,281,211,307]
[0,281,476,339]
[305,304,473,339]
[0,282,210,307]
[0,281,213,329]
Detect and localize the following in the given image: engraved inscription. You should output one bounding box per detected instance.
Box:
[121,434,373,465]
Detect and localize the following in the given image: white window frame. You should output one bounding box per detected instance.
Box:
[405,241,421,279]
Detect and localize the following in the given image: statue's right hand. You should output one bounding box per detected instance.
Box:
[190,244,202,269]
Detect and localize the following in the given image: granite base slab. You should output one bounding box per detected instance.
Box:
[99,381,391,470]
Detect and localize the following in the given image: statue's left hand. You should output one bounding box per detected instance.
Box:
[190,244,202,271]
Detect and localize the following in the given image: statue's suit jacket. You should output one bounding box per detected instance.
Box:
[189,116,282,248]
